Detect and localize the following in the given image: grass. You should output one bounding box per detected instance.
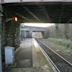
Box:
[37,50,48,66]
[36,47,54,72]
[48,38,72,54]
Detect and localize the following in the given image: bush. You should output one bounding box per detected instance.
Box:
[48,38,72,49]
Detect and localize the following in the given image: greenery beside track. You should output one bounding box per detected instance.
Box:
[48,38,72,54]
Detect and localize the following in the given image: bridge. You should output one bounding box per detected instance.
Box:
[21,26,47,31]
[0,0,72,4]
[20,25,48,39]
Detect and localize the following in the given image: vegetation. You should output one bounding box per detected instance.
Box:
[47,24,72,53]
[48,24,72,40]
[48,38,72,54]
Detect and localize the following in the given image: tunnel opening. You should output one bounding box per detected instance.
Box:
[20,23,54,40]
[32,31,43,38]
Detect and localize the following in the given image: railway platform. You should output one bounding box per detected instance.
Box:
[7,38,55,72]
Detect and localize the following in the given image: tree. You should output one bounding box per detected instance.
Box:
[55,24,59,38]
[64,24,69,39]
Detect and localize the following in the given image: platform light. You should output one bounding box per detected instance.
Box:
[13,16,18,22]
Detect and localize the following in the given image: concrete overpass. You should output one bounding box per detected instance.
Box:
[1,0,72,4]
[21,26,47,31]
[20,26,48,39]
[2,3,72,23]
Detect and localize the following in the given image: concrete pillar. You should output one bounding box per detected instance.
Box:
[0,5,3,72]
[15,24,20,47]
[21,30,24,40]
[23,30,26,38]
[42,31,49,38]
[0,35,2,72]
[6,21,19,47]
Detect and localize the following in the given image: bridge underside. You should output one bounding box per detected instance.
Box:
[21,30,48,39]
[2,2,72,23]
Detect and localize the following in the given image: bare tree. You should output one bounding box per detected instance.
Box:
[64,24,69,39]
[55,24,59,38]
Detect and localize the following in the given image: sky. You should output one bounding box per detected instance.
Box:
[21,23,55,27]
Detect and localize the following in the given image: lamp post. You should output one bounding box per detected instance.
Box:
[5,16,18,22]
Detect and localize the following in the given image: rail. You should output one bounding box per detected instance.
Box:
[36,39,72,72]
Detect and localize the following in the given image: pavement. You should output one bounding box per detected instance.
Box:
[15,39,33,67]
[8,38,53,72]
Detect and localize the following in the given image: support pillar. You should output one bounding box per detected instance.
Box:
[0,4,3,72]
[42,31,49,38]
[15,24,20,48]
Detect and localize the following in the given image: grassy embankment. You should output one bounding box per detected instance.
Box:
[48,38,72,54]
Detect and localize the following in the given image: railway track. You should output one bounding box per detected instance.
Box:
[36,39,72,72]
